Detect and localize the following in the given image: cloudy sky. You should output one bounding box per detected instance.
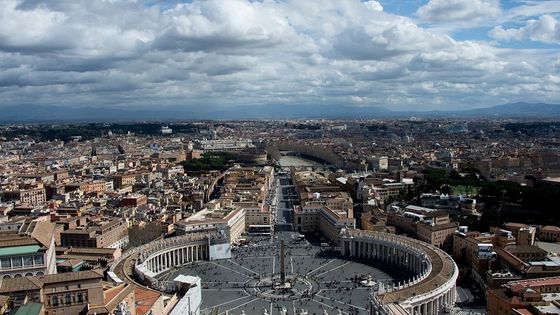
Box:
[1,0,559,112]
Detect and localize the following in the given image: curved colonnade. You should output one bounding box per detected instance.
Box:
[111,229,457,314]
[110,233,216,293]
[341,229,458,315]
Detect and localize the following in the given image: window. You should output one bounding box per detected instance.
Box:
[23,256,33,266]
[34,255,44,265]
[77,293,83,303]
[51,296,58,307]
[12,257,22,268]
[0,258,10,269]
[65,294,71,305]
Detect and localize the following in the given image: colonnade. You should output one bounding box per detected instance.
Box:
[342,237,430,276]
[340,230,458,315]
[143,244,207,274]
[409,290,456,315]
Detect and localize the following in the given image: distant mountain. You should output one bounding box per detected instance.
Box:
[1,102,559,122]
[458,102,560,117]
[200,104,395,119]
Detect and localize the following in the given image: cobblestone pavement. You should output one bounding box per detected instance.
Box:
[158,232,411,315]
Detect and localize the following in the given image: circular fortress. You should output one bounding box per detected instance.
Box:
[111,230,457,315]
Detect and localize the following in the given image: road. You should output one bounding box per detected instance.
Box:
[273,170,297,232]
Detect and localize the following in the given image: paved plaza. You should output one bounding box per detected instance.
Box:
[157,232,411,315]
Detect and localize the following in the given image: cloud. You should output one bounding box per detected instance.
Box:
[0,0,558,111]
[364,1,383,12]
[416,0,501,23]
[489,15,560,44]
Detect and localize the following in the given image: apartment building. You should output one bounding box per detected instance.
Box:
[176,207,246,244]
[1,187,46,206]
[540,225,560,242]
[60,219,129,249]
[416,212,458,248]
[488,277,560,315]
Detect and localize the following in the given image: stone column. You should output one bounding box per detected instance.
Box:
[280,240,286,284]
[168,251,171,268]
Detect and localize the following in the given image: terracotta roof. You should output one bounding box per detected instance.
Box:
[542,225,560,232]
[134,287,161,315]
[0,234,39,248]
[0,276,43,293]
[30,221,55,248]
[423,211,448,218]
[495,247,527,271]
[505,222,529,228]
[103,285,126,305]
[38,269,103,285]
[505,245,547,255]
[98,283,135,312]
[513,308,533,315]
[507,276,560,293]
[56,246,117,254]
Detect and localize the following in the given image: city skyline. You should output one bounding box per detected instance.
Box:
[1,0,560,115]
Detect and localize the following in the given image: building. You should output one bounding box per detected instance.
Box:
[0,269,104,315]
[0,220,57,279]
[389,205,458,248]
[293,171,355,244]
[488,276,560,315]
[294,203,355,244]
[112,174,136,189]
[120,194,148,207]
[56,203,91,217]
[194,139,254,152]
[169,275,202,315]
[539,225,560,242]
[60,219,129,249]
[416,218,458,248]
[175,207,245,244]
[1,188,46,206]
[64,181,106,194]
[452,228,495,270]
[161,126,173,134]
[505,223,537,246]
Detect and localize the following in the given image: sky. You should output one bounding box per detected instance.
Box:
[0,0,559,112]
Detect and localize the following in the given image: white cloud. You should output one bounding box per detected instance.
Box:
[416,0,501,23]
[0,0,558,111]
[489,15,560,44]
[364,1,383,12]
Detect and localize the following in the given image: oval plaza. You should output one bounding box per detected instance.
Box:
[110,167,458,314]
[112,229,457,315]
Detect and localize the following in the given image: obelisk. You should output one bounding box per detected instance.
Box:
[280,240,286,284]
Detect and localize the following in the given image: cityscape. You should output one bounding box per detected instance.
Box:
[1,0,560,315]
[0,119,560,315]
